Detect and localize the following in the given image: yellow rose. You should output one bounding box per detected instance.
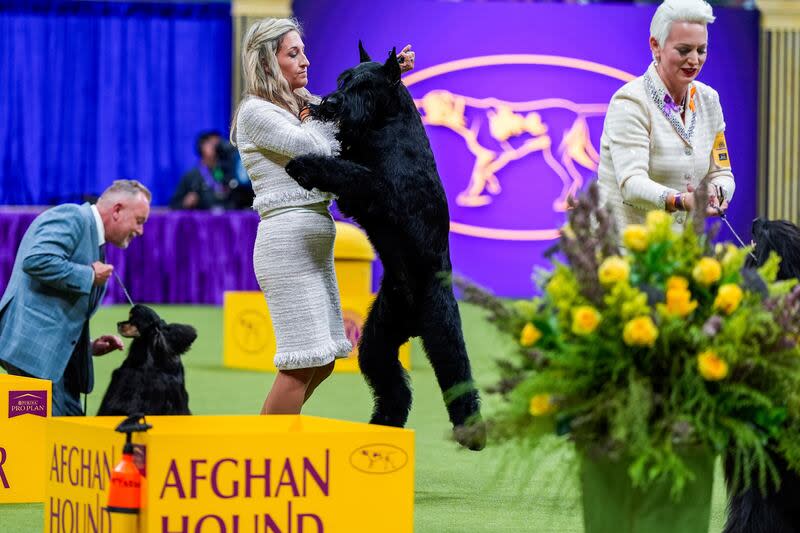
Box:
[646,210,671,231]
[623,316,659,347]
[714,284,744,315]
[666,276,689,291]
[529,394,556,416]
[697,350,729,381]
[520,322,542,347]
[661,287,698,318]
[623,225,649,252]
[598,256,630,286]
[692,257,722,286]
[572,306,601,336]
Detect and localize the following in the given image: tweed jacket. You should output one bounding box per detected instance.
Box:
[598,63,736,231]
[236,97,340,216]
[0,203,106,391]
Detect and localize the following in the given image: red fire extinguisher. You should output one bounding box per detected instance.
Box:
[106,413,152,532]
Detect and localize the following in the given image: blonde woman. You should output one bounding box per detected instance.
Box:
[598,0,735,236]
[231,18,414,414]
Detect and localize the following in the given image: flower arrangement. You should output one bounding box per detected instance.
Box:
[467,184,800,496]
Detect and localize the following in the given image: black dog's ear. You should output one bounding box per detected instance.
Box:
[162,324,197,356]
[358,40,371,63]
[383,47,401,83]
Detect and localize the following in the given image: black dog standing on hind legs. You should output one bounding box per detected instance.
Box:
[723,218,800,533]
[285,42,485,451]
[97,305,197,416]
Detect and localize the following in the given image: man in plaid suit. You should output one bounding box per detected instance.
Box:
[0,180,151,415]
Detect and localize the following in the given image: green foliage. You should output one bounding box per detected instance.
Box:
[465,184,800,497]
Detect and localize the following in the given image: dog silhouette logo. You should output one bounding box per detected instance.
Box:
[8,390,47,418]
[349,444,409,474]
[234,310,270,354]
[404,54,635,241]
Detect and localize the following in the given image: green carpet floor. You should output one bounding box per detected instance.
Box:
[0,303,728,532]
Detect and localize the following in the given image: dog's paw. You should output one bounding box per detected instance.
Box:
[285,156,317,190]
[453,414,487,451]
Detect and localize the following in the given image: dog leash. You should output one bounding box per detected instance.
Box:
[714,185,757,261]
[113,271,135,307]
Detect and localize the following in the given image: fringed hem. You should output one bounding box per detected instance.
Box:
[274,339,353,370]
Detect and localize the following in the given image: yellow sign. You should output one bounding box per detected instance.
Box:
[0,373,52,503]
[223,291,412,373]
[44,415,414,532]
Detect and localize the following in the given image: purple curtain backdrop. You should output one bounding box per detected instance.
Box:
[0,208,257,304]
[0,208,382,304]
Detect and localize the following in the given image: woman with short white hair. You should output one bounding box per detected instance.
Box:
[597,0,735,235]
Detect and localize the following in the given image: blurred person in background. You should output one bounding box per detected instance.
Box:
[171,130,253,210]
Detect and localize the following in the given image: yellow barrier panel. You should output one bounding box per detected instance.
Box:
[0,373,52,503]
[223,291,412,373]
[45,415,414,533]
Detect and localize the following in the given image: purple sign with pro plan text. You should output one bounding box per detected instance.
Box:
[295,1,759,297]
[8,390,48,418]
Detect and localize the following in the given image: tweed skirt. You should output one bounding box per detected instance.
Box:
[253,202,352,370]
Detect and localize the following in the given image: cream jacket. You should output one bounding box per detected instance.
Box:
[598,63,735,231]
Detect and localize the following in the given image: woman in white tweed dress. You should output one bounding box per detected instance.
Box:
[598,0,735,235]
[230,18,415,414]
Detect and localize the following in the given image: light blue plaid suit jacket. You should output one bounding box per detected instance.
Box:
[0,203,106,392]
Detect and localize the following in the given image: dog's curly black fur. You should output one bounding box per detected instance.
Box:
[97,305,196,416]
[285,42,484,450]
[723,218,800,533]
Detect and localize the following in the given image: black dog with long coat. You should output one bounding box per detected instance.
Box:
[286,43,484,450]
[723,218,800,533]
[97,304,196,416]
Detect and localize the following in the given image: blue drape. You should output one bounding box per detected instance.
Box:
[0,1,231,205]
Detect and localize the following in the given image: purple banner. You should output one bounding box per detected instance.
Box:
[8,390,47,418]
[294,1,759,297]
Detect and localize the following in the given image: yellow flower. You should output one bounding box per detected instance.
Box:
[598,256,630,286]
[697,350,729,381]
[572,306,601,336]
[646,210,671,231]
[623,316,659,347]
[714,284,744,315]
[661,286,698,318]
[529,394,556,416]
[692,257,722,286]
[520,322,542,347]
[623,225,649,252]
[666,276,689,291]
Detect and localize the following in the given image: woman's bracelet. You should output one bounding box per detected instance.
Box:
[666,193,677,212]
[674,193,684,211]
